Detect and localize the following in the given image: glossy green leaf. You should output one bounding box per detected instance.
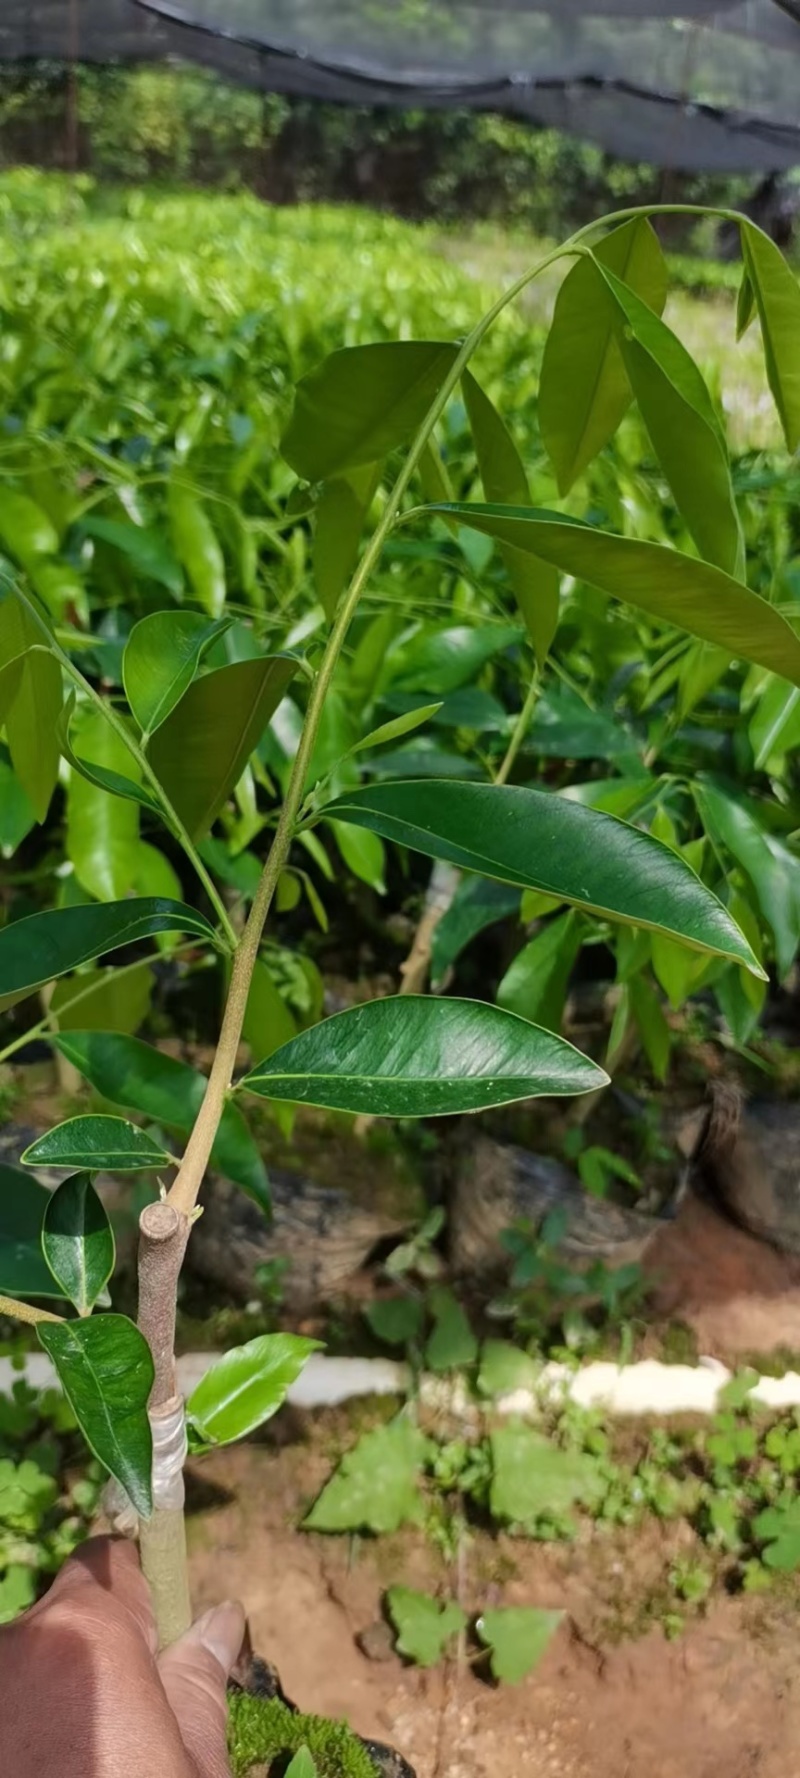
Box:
[37,1316,153,1518]
[41,1173,115,1315]
[167,481,226,616]
[695,780,800,980]
[305,1417,425,1534]
[50,961,155,1035]
[23,1116,173,1173]
[313,463,380,621]
[123,611,231,738]
[497,912,583,1033]
[324,780,761,971]
[540,218,667,493]
[387,1588,467,1668]
[476,1607,564,1685]
[462,368,558,662]
[596,263,741,574]
[58,697,160,815]
[149,655,297,839]
[526,683,641,762]
[66,707,141,902]
[327,818,386,893]
[0,488,59,565]
[0,593,62,821]
[749,678,800,769]
[0,897,219,1008]
[186,1333,320,1451]
[392,623,522,695]
[52,1030,269,1210]
[0,1165,61,1300]
[282,341,458,483]
[81,515,182,596]
[421,506,800,687]
[740,222,800,451]
[240,994,606,1117]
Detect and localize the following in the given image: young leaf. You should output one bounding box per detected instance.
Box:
[490,1422,604,1526]
[387,1588,467,1667]
[0,487,59,564]
[324,781,762,972]
[51,1030,269,1210]
[305,1418,426,1534]
[424,1288,478,1372]
[41,1173,115,1315]
[22,1116,174,1173]
[420,505,800,687]
[123,611,231,738]
[326,818,386,893]
[628,975,671,1083]
[284,1752,318,1778]
[241,956,298,1062]
[148,655,297,839]
[167,481,226,617]
[314,463,381,621]
[476,1607,564,1685]
[462,368,558,662]
[0,591,62,821]
[281,341,458,482]
[695,780,800,980]
[37,1316,153,1518]
[596,263,741,575]
[736,266,756,340]
[497,912,583,1033]
[0,898,220,1005]
[0,1165,62,1301]
[477,1339,540,1400]
[58,697,160,814]
[241,994,605,1117]
[540,218,667,492]
[347,704,443,758]
[50,961,155,1036]
[186,1333,320,1451]
[66,707,141,902]
[740,221,800,451]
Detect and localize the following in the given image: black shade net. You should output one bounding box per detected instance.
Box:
[1,1,799,172]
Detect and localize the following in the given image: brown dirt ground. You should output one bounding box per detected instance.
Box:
[186,1415,800,1778]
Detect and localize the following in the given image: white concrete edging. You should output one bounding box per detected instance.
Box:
[3,1350,800,1417]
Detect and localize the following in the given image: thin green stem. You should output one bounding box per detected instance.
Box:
[6,579,236,948]
[0,944,196,1067]
[494,670,541,787]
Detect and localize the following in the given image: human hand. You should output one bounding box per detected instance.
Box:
[0,1535,245,1778]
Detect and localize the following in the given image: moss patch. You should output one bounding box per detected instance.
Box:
[228,1694,377,1778]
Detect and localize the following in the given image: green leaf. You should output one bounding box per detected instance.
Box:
[50,961,155,1035]
[58,697,160,815]
[490,1421,604,1527]
[242,956,298,1062]
[431,876,519,985]
[736,265,756,340]
[0,898,219,1007]
[695,780,800,980]
[305,1417,425,1534]
[326,819,386,893]
[387,1588,467,1668]
[41,1173,115,1315]
[240,994,606,1118]
[37,1316,153,1518]
[753,1501,800,1572]
[186,1333,320,1451]
[476,1607,564,1685]
[424,1287,477,1372]
[628,975,671,1082]
[22,1116,173,1173]
[596,263,741,575]
[284,1752,318,1778]
[66,707,141,902]
[421,506,800,688]
[392,623,522,696]
[0,747,35,855]
[0,487,59,564]
[0,593,62,820]
[462,368,558,662]
[497,912,583,1034]
[0,1565,37,1625]
[540,218,667,492]
[364,1296,424,1348]
[0,1165,62,1300]
[81,515,183,596]
[167,481,226,616]
[348,704,443,758]
[282,341,458,482]
[149,655,297,840]
[749,678,800,769]
[477,1339,540,1400]
[324,780,761,972]
[52,1030,268,1210]
[740,222,800,451]
[314,464,380,622]
[123,611,231,738]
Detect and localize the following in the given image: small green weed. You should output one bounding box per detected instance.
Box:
[0,1371,102,1623]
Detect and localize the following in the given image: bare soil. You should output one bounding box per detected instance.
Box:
[186,1416,800,1778]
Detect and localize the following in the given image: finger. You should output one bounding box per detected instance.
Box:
[159,1601,245,1778]
[22,1535,157,1652]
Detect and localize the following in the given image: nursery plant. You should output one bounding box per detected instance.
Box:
[1,194,799,1661]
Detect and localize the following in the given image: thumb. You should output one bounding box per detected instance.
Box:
[158,1601,245,1778]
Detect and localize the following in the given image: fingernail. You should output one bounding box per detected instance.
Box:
[194,1600,246,1671]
